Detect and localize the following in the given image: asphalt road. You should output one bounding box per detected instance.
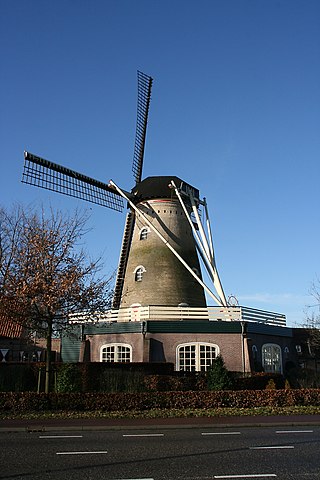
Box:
[1,425,320,480]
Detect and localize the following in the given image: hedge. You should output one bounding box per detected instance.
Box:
[1,389,320,413]
[0,362,175,393]
[0,363,290,393]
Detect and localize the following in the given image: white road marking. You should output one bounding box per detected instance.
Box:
[122,433,164,437]
[39,435,83,438]
[250,445,294,450]
[56,451,108,455]
[276,430,313,434]
[202,432,241,435]
[214,475,277,478]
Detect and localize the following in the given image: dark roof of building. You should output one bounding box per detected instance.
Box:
[82,320,293,336]
[131,176,200,203]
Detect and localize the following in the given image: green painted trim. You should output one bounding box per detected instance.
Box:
[60,326,82,362]
[145,320,242,333]
[247,322,293,337]
[84,322,143,335]
[83,320,293,336]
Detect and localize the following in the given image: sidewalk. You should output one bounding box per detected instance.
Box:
[2,415,320,432]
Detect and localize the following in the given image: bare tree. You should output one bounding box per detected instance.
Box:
[0,205,113,392]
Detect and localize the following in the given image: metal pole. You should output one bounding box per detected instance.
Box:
[241,321,246,376]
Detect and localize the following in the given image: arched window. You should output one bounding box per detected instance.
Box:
[176,343,219,372]
[101,344,132,363]
[134,265,146,282]
[139,227,150,240]
[262,344,282,373]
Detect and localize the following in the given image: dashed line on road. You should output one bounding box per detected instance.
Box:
[213,475,277,478]
[39,435,83,438]
[202,432,241,435]
[249,445,294,450]
[56,451,108,455]
[122,433,164,437]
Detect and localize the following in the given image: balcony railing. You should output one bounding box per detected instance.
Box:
[69,305,286,327]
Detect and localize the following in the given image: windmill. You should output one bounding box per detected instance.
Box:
[22,71,227,311]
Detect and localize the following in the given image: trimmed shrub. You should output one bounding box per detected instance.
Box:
[265,379,276,390]
[1,389,320,413]
[98,369,145,393]
[144,373,207,392]
[0,362,176,393]
[55,364,82,393]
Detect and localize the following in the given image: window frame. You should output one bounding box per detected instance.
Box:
[176,342,219,372]
[134,265,146,282]
[262,343,282,374]
[139,227,150,240]
[100,343,132,363]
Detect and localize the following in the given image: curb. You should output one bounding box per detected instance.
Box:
[2,415,320,432]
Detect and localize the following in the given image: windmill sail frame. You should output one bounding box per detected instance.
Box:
[22,151,124,212]
[132,71,153,184]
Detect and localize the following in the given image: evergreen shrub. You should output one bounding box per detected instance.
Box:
[207,355,234,390]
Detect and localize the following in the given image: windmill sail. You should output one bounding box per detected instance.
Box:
[111,71,153,306]
[22,151,124,212]
[132,71,153,184]
[112,211,135,308]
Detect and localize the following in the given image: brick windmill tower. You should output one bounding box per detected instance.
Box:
[22,72,227,312]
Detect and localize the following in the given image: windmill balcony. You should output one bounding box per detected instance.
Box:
[69,305,286,327]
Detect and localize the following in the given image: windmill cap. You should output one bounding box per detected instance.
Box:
[131,176,200,203]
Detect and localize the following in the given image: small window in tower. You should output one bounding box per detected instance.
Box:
[140,227,149,240]
[134,266,145,282]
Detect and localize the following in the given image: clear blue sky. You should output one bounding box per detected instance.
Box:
[1,0,319,326]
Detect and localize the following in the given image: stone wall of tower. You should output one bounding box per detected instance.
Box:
[119,198,206,308]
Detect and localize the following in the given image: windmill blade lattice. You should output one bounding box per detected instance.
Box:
[22,151,124,212]
[132,71,153,184]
